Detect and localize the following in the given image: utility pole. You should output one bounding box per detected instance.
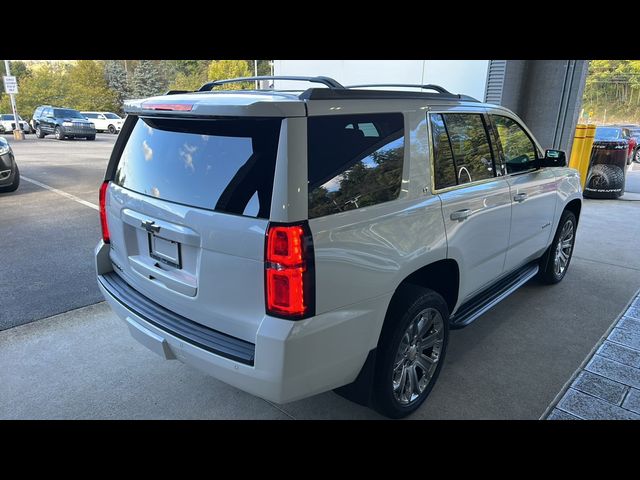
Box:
[3,60,24,140]
[254,60,258,89]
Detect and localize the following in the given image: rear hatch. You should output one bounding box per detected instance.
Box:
[104,110,287,343]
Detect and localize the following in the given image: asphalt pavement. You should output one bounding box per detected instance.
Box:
[0,134,114,330]
[1,135,640,419]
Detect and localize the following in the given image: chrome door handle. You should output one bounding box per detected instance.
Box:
[450,209,472,221]
[513,193,528,203]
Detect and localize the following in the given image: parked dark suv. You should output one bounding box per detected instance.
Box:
[33,106,96,140]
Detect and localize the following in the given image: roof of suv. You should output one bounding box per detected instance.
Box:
[124,75,491,118]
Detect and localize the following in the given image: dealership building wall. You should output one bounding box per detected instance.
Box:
[274,60,588,154]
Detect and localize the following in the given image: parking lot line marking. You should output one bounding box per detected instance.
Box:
[21,176,99,211]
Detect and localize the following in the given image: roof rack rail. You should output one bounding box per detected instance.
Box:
[346,83,452,94]
[198,75,345,91]
[164,89,191,95]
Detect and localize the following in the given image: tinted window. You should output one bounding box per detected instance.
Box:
[83,113,98,119]
[53,109,85,119]
[308,113,404,219]
[42,108,52,117]
[114,116,282,218]
[493,115,537,174]
[442,113,494,185]
[430,114,457,190]
[104,113,120,119]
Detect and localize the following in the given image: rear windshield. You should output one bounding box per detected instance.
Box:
[114,116,282,218]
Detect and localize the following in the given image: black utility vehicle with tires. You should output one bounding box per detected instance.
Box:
[584,126,629,199]
[32,106,96,141]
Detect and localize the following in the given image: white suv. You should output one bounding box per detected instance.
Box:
[81,111,124,134]
[95,76,582,418]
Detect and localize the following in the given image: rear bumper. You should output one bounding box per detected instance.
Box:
[95,241,387,403]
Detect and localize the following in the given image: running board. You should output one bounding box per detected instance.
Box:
[450,262,539,329]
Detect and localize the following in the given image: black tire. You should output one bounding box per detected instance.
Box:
[108,124,116,134]
[0,165,19,193]
[584,164,625,198]
[36,126,45,138]
[634,148,640,164]
[371,285,449,418]
[86,135,95,141]
[54,126,64,140]
[538,210,577,285]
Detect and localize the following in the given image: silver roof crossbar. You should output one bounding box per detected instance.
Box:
[198,75,345,91]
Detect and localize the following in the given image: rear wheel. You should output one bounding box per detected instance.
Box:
[372,285,449,418]
[0,165,19,192]
[538,210,576,284]
[635,148,640,164]
[108,124,117,134]
[54,126,64,140]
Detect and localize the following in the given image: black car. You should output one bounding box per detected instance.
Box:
[584,126,629,199]
[0,136,19,192]
[33,106,96,140]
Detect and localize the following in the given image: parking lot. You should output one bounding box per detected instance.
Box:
[1,134,640,419]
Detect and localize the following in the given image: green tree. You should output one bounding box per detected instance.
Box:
[66,60,118,111]
[131,60,166,98]
[105,60,131,110]
[207,60,252,89]
[582,60,640,124]
[168,60,210,91]
[0,63,69,119]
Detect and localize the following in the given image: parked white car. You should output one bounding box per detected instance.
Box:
[81,112,124,134]
[0,114,31,133]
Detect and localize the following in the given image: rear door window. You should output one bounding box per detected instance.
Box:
[307,113,404,219]
[441,113,495,185]
[114,116,282,219]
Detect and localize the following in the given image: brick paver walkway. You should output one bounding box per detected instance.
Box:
[544,292,640,419]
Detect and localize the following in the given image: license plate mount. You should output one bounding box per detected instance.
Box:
[148,233,182,269]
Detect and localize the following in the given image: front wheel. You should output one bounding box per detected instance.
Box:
[538,210,577,284]
[372,285,449,418]
[0,165,19,192]
[36,126,45,138]
[634,148,640,164]
[108,124,117,134]
[54,126,64,140]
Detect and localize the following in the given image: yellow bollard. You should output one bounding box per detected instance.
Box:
[569,124,586,170]
[577,125,596,191]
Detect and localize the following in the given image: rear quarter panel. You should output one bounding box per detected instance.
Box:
[304,105,447,350]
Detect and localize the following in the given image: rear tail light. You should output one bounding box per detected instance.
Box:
[265,222,315,319]
[99,181,110,243]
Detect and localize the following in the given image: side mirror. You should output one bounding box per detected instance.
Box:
[539,149,567,168]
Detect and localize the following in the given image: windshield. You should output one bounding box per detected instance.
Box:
[1,114,23,121]
[595,127,621,140]
[53,109,86,119]
[104,113,121,119]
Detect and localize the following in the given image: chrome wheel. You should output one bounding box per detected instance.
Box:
[392,307,444,405]
[635,149,640,163]
[554,219,574,277]
[55,127,63,140]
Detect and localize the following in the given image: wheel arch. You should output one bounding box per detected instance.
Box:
[564,198,582,225]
